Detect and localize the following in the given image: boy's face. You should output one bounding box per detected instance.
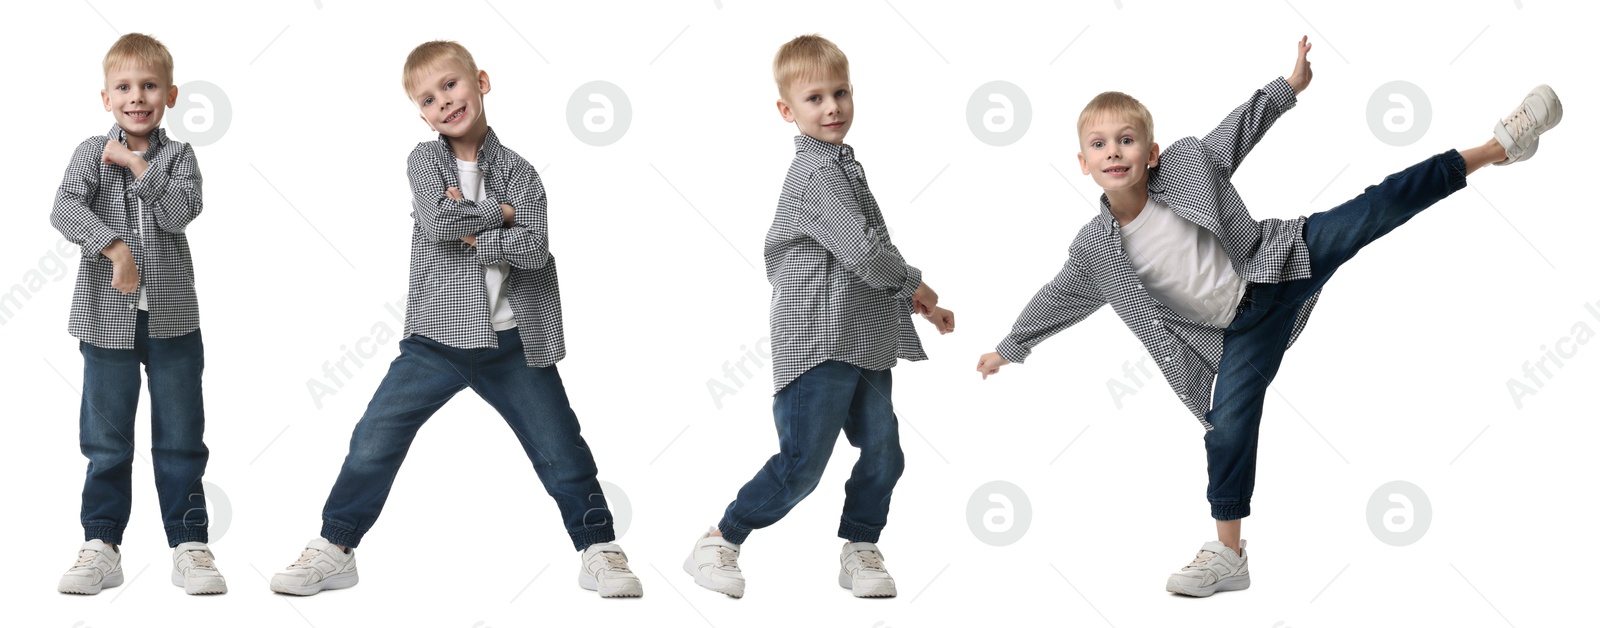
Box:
[1077,114,1160,195]
[777,71,853,145]
[102,63,177,139]
[410,62,491,139]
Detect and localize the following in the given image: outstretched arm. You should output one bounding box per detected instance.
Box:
[1199,37,1310,177]
[987,255,1107,373]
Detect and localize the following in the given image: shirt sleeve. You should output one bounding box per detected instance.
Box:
[51,138,121,260]
[795,165,922,300]
[472,157,552,270]
[408,145,504,242]
[137,141,203,233]
[996,255,1107,363]
[1198,77,1298,178]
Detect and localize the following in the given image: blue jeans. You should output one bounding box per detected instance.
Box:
[718,360,905,545]
[78,310,210,547]
[1204,150,1468,520]
[319,329,614,550]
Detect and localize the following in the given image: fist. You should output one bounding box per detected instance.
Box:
[102,140,135,167]
[976,352,1010,380]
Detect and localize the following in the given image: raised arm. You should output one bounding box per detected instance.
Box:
[994,255,1107,364]
[471,159,552,270]
[795,165,922,300]
[51,139,120,260]
[1199,37,1312,176]
[408,147,504,242]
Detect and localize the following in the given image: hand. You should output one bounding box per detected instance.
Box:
[921,306,955,334]
[500,203,515,227]
[446,187,464,201]
[976,352,1010,380]
[461,234,477,247]
[912,282,938,315]
[101,140,148,177]
[1287,35,1312,94]
[103,240,139,295]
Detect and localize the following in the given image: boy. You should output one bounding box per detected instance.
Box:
[268,41,641,598]
[977,37,1562,596]
[51,33,227,596]
[682,34,956,599]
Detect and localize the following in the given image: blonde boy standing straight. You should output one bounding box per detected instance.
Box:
[683,34,955,599]
[52,33,227,596]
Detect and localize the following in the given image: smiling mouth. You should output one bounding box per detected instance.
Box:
[823,121,845,128]
[443,106,466,123]
[124,111,152,121]
[1103,166,1130,174]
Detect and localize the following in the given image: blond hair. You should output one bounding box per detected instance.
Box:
[1077,91,1155,143]
[403,40,479,97]
[772,34,849,98]
[103,33,174,85]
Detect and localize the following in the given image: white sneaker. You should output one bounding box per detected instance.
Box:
[1166,540,1250,597]
[58,540,123,595]
[1494,84,1563,165]
[682,528,744,598]
[170,541,227,595]
[838,541,897,598]
[579,542,643,598]
[269,538,358,596]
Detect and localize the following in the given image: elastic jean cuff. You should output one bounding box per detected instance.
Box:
[716,518,752,545]
[1210,502,1251,520]
[1442,149,1468,191]
[165,523,208,547]
[83,525,126,546]
[320,521,364,549]
[838,521,883,544]
[569,526,616,551]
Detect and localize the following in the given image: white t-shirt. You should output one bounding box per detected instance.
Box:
[133,150,149,311]
[1120,197,1248,328]
[456,159,517,331]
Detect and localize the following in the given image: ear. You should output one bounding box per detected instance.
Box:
[776,98,796,123]
[101,88,112,112]
[166,84,179,108]
[1077,150,1089,175]
[477,70,491,96]
[1147,142,1161,168]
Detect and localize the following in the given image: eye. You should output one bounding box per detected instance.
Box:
[834,89,847,98]
[807,94,821,103]
[445,79,456,90]
[1120,137,1134,145]
[422,96,434,106]
[1090,140,1104,148]
[143,82,157,90]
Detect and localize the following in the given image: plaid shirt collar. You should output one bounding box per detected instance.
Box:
[1094,166,1172,231]
[794,133,856,162]
[107,123,169,154]
[433,127,505,167]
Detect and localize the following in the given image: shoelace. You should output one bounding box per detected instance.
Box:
[287,548,320,569]
[185,550,216,570]
[852,551,885,571]
[599,552,632,573]
[1504,108,1536,139]
[715,547,740,569]
[1184,550,1217,570]
[72,550,98,569]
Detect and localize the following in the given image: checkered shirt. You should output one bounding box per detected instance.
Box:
[51,125,202,349]
[997,78,1321,428]
[765,134,927,393]
[405,127,564,366]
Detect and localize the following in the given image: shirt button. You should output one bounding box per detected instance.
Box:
[1178,394,1188,399]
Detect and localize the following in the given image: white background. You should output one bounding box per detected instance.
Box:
[1,1,1593,626]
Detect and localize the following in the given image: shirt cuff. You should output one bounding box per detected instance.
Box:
[896,264,923,301]
[995,338,1031,364]
[83,225,121,260]
[129,159,168,205]
[474,227,504,265]
[1267,76,1298,109]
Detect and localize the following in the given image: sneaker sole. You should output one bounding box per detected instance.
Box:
[270,570,358,596]
[171,569,228,595]
[681,554,744,598]
[578,571,643,598]
[58,569,123,595]
[838,570,897,598]
[1167,573,1250,597]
